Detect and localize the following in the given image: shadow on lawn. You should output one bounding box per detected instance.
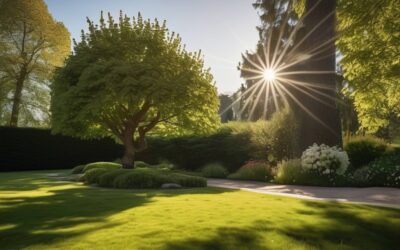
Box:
[279,200,400,250]
[165,200,400,250]
[164,220,273,250]
[0,173,232,249]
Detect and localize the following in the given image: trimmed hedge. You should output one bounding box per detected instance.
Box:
[1,127,251,172]
[139,131,252,172]
[0,127,122,171]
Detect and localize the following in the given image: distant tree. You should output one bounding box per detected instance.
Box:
[51,12,220,168]
[337,0,400,137]
[0,0,70,127]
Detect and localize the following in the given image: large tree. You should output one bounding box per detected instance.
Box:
[239,0,342,154]
[337,0,400,137]
[51,12,220,168]
[0,0,70,127]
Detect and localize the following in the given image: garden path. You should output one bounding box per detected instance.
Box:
[207,179,400,209]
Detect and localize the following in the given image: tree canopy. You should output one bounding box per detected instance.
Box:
[51,12,220,168]
[337,0,400,136]
[0,0,70,127]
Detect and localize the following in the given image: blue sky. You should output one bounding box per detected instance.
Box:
[45,0,260,94]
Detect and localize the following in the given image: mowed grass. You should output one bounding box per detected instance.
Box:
[0,171,399,250]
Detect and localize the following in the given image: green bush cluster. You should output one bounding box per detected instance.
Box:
[274,147,400,187]
[81,167,207,189]
[201,163,228,178]
[275,159,303,184]
[83,162,122,173]
[139,131,252,172]
[228,161,274,182]
[71,164,85,174]
[344,136,389,168]
[223,107,298,161]
[350,152,400,187]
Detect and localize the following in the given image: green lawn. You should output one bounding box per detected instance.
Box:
[0,171,399,250]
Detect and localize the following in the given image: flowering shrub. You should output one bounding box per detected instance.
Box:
[301,144,349,176]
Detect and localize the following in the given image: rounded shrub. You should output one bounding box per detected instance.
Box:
[71,164,85,174]
[228,161,274,182]
[301,144,349,175]
[201,163,228,178]
[351,152,400,187]
[83,162,121,173]
[98,169,130,187]
[344,136,388,169]
[113,169,169,189]
[83,168,109,184]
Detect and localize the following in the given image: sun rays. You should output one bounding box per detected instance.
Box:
[221,0,339,132]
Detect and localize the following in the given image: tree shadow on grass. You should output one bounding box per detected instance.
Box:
[0,173,233,249]
[164,221,272,250]
[279,200,400,250]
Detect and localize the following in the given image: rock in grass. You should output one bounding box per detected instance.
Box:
[161,183,182,189]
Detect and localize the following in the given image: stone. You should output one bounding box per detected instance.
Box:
[161,183,182,189]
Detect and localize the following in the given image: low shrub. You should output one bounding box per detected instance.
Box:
[90,168,207,188]
[169,173,207,187]
[201,163,228,178]
[344,136,388,168]
[228,161,274,182]
[83,162,121,173]
[83,168,109,184]
[71,164,85,174]
[134,161,150,168]
[350,152,400,187]
[275,159,303,184]
[98,169,130,187]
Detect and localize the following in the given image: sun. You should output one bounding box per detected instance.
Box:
[263,68,276,81]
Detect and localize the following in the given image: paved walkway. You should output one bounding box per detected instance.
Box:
[207,179,400,209]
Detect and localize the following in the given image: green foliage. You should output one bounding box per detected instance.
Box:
[134,161,150,168]
[228,161,273,182]
[71,165,85,174]
[83,168,109,184]
[344,136,388,169]
[351,152,400,187]
[337,0,400,134]
[140,130,252,172]
[223,108,298,161]
[274,159,303,184]
[97,169,130,187]
[201,163,228,178]
[110,168,206,189]
[169,173,207,187]
[83,162,122,173]
[51,12,219,144]
[0,0,70,127]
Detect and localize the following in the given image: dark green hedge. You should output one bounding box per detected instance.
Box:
[139,131,252,172]
[1,127,252,172]
[0,127,123,171]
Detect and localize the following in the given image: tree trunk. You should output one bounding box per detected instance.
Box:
[121,129,135,169]
[9,67,27,127]
[289,0,342,155]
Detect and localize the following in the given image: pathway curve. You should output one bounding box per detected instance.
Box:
[207,179,400,209]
